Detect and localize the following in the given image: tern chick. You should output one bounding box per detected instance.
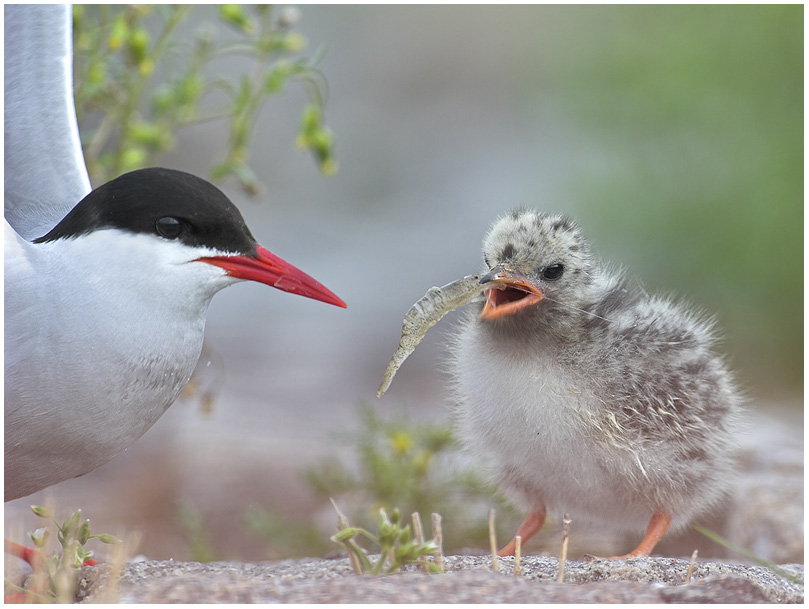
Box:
[450,209,742,558]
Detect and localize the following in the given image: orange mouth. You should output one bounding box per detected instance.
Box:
[479,273,543,321]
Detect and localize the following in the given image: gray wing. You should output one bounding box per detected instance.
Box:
[4,4,91,241]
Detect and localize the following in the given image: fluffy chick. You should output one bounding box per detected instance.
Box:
[449,209,742,558]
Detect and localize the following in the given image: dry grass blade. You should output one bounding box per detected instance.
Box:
[685,549,698,584]
[330,498,363,575]
[411,512,429,573]
[431,513,444,572]
[557,513,571,583]
[514,536,522,576]
[330,497,350,530]
[488,509,499,573]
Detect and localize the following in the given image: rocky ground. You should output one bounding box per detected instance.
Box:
[77,554,803,604]
[6,404,802,604]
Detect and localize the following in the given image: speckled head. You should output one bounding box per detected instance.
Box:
[483,209,593,272]
[479,209,598,321]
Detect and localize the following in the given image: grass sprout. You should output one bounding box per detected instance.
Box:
[4,506,120,603]
[330,501,442,575]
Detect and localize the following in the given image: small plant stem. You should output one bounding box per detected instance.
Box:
[514,536,522,576]
[329,498,349,530]
[112,6,190,176]
[685,549,698,584]
[330,498,363,575]
[412,512,429,573]
[488,508,499,573]
[411,512,425,545]
[431,513,444,572]
[557,513,571,583]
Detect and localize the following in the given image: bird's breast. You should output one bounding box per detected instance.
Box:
[448,315,656,527]
[4,243,210,496]
[450,317,597,453]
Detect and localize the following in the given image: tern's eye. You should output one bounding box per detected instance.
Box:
[156,217,184,239]
[542,263,564,281]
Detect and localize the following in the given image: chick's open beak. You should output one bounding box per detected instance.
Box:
[479,265,543,321]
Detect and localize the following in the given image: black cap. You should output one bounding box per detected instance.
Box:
[34,167,258,255]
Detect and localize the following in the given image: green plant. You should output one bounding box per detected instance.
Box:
[73,4,336,192]
[308,404,453,508]
[307,403,520,552]
[5,506,120,603]
[331,505,442,574]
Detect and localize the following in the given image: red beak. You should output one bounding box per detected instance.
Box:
[198,244,346,308]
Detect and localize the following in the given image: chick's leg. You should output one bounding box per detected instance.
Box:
[498,504,546,556]
[609,510,672,559]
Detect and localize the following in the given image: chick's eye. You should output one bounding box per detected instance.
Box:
[542,263,564,281]
[156,217,183,239]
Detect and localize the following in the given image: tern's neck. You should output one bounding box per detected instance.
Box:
[38,229,235,319]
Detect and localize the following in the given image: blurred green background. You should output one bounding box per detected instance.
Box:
[535,5,802,393]
[6,4,802,563]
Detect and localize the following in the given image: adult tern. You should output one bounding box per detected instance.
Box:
[4,5,346,502]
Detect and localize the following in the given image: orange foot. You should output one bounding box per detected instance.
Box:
[497,505,547,556]
[585,510,673,560]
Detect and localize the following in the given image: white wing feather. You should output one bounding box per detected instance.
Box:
[4,4,91,240]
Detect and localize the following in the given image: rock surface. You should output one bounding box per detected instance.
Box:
[78,555,803,604]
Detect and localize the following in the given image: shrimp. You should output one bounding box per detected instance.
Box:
[377,274,483,397]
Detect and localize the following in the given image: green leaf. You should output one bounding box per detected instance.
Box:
[264,61,291,94]
[219,5,254,34]
[283,32,307,53]
[346,540,373,572]
[127,27,150,63]
[30,527,49,548]
[31,505,52,520]
[108,16,129,51]
[299,104,321,133]
[95,533,122,545]
[77,520,92,545]
[331,527,361,543]
[61,510,82,539]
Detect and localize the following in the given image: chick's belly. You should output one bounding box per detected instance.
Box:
[496,441,654,532]
[454,345,653,532]
[466,403,653,532]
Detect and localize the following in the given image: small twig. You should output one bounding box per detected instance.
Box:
[514,536,522,576]
[411,512,425,545]
[412,512,429,573]
[330,498,363,575]
[488,509,499,573]
[557,513,571,583]
[431,513,444,572]
[330,498,350,531]
[685,549,698,584]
